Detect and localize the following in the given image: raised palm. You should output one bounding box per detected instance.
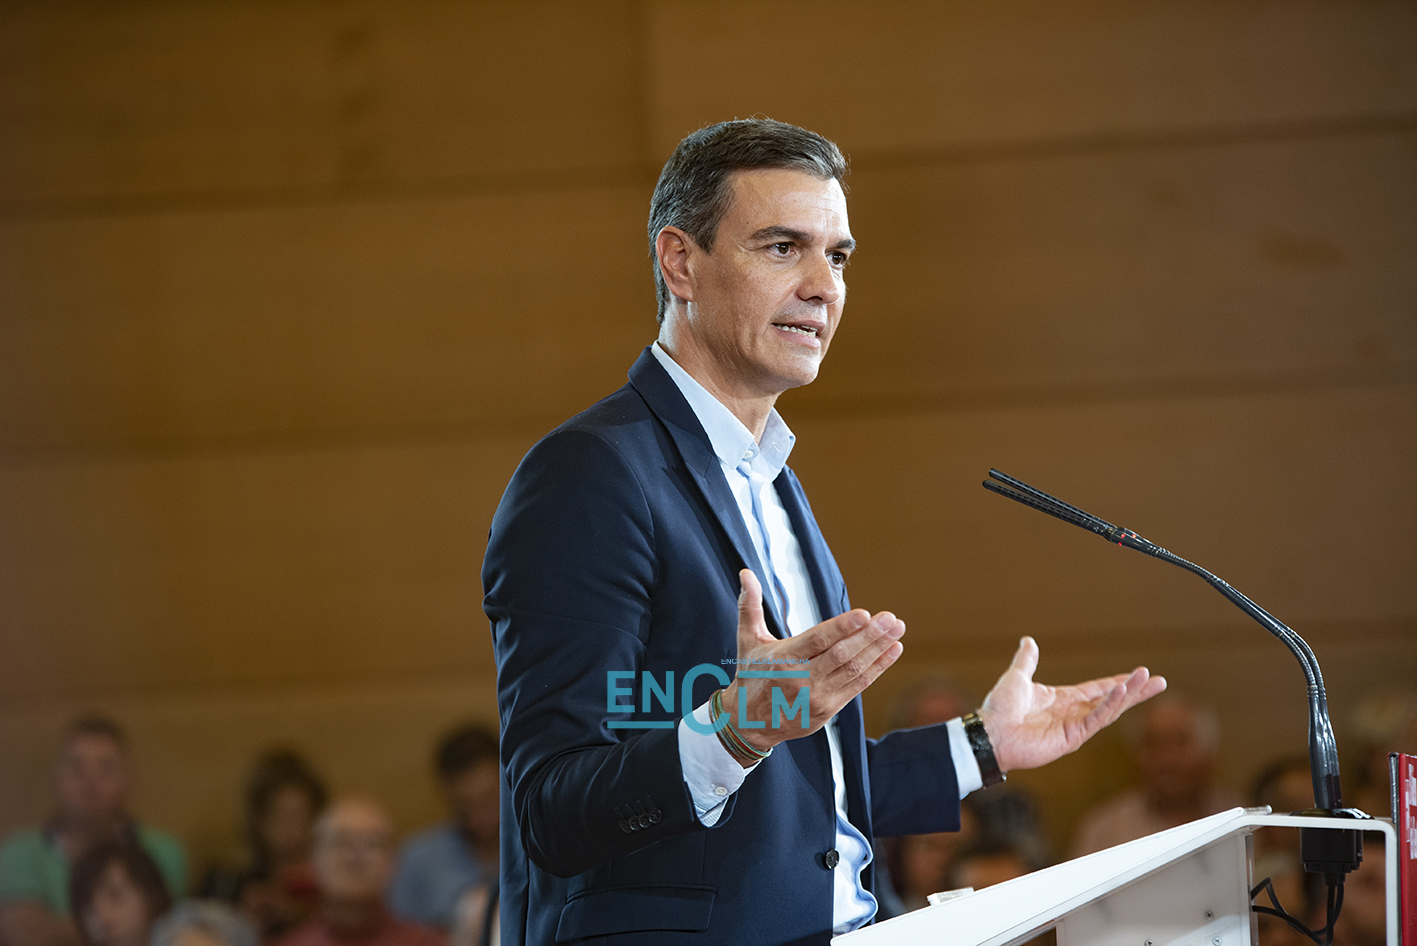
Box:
[978,636,1166,773]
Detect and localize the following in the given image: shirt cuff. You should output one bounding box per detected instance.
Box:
[946,716,983,798]
[677,701,760,826]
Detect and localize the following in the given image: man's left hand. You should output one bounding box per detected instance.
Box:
[976,636,1166,773]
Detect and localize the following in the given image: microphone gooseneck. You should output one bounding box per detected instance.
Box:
[981,469,1354,818]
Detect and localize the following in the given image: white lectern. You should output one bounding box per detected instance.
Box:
[834,808,1399,946]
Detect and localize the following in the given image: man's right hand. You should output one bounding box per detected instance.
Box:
[718,569,904,762]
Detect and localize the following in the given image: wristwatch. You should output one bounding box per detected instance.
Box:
[962,711,1006,788]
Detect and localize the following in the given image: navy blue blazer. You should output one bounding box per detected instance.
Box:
[483,348,961,945]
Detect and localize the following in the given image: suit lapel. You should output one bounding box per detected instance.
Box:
[627,349,788,638]
[773,467,849,619]
[776,466,874,841]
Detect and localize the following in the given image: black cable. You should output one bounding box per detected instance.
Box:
[1250,876,1344,946]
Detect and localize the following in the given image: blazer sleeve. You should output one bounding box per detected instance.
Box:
[483,427,711,879]
[865,724,962,838]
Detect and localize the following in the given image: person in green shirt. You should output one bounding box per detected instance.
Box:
[0,718,187,946]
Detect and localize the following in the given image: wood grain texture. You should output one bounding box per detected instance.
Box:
[1,0,1413,870]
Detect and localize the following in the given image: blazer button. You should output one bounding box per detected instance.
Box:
[822,849,840,870]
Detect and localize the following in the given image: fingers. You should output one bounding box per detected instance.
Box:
[779,607,874,660]
[818,613,906,691]
[854,637,905,693]
[1085,667,1167,731]
[1008,635,1040,681]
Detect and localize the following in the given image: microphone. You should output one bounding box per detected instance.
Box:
[982,469,1368,885]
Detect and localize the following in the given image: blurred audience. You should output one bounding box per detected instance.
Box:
[949,832,1049,890]
[885,676,976,732]
[876,678,978,917]
[877,677,1052,918]
[271,798,442,946]
[201,750,328,939]
[1345,694,1417,818]
[966,791,1051,868]
[1249,753,1313,873]
[1252,755,1315,817]
[1328,831,1387,946]
[1,694,1392,946]
[68,842,172,946]
[0,718,186,946]
[1071,694,1241,856]
[885,830,970,913]
[151,901,259,946]
[388,725,498,931]
[949,833,1054,946]
[446,886,498,946]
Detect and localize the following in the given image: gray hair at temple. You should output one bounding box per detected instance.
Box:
[151,901,259,946]
[647,118,848,322]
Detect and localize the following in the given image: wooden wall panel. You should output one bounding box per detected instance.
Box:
[0,186,653,452]
[0,0,644,206]
[0,435,529,705]
[787,384,1417,646]
[802,131,1417,406]
[7,131,1411,452]
[1,0,1413,873]
[646,0,1417,156]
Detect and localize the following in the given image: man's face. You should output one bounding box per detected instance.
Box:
[668,167,853,401]
[57,735,129,824]
[312,800,394,905]
[1139,703,1213,806]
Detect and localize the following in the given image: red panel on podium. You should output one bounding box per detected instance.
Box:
[1394,752,1416,946]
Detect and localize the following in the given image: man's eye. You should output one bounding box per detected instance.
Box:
[771,242,793,255]
[830,252,850,267]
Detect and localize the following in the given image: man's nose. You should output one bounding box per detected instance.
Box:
[797,253,842,305]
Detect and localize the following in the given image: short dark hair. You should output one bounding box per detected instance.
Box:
[69,841,173,936]
[647,118,848,321]
[66,716,128,751]
[243,748,328,873]
[435,723,499,781]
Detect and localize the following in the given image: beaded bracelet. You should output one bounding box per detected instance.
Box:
[711,688,772,766]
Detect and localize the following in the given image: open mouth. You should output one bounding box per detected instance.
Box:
[773,323,820,338]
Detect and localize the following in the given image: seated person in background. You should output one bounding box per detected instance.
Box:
[950,834,1054,946]
[202,749,328,939]
[885,676,976,732]
[69,842,173,946]
[1071,694,1241,856]
[874,677,978,918]
[949,832,1048,891]
[151,901,260,946]
[1249,754,1313,865]
[0,717,187,946]
[388,725,498,930]
[272,799,442,946]
[446,886,498,946]
[1346,694,1417,818]
[885,830,971,913]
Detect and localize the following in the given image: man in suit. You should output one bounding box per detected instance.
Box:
[483,118,1166,946]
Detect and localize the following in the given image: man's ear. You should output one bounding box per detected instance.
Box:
[656,226,697,306]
